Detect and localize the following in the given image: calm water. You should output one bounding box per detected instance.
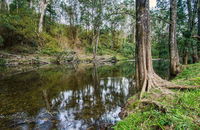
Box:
[0,61,169,130]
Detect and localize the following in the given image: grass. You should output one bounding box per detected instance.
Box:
[114,63,200,130]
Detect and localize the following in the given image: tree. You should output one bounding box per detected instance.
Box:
[169,0,180,76]
[38,0,50,33]
[198,0,200,58]
[136,0,155,96]
[183,0,199,64]
[135,0,176,97]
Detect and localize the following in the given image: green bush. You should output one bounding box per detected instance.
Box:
[119,42,135,58]
[0,10,38,47]
[0,59,6,66]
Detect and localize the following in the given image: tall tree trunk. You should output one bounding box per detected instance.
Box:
[192,0,199,63]
[197,0,200,60]
[135,0,177,98]
[136,0,152,93]
[169,0,180,76]
[185,0,199,64]
[38,0,49,33]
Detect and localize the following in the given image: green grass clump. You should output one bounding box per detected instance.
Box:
[115,63,200,130]
[173,63,200,86]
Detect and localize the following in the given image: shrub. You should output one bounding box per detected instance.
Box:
[0,36,4,47]
[119,42,135,58]
[0,58,6,66]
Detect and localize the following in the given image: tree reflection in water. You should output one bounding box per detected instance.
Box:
[0,61,168,129]
[52,63,133,129]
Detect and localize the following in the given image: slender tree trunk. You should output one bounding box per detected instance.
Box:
[6,0,9,11]
[111,29,115,49]
[169,0,180,76]
[192,0,199,63]
[185,0,199,63]
[197,0,200,60]
[93,29,100,60]
[183,51,189,64]
[38,0,49,33]
[29,0,33,8]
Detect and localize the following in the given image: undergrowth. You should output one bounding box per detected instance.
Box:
[114,63,200,130]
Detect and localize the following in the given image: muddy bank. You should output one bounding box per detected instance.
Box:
[0,51,120,67]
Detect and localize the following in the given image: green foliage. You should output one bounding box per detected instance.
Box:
[0,58,6,66]
[0,10,38,47]
[115,63,200,130]
[118,42,135,58]
[0,9,63,54]
[115,108,199,130]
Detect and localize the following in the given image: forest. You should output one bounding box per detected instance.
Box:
[0,0,200,130]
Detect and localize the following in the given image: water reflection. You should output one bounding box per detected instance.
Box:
[52,76,131,129]
[0,61,169,129]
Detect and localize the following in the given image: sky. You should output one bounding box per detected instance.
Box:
[150,0,157,8]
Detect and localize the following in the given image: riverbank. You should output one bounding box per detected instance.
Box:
[0,49,129,66]
[114,63,200,130]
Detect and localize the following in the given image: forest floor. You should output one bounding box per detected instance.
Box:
[114,63,200,130]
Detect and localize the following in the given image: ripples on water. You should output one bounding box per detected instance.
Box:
[0,61,169,129]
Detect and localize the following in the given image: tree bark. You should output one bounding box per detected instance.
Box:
[197,0,200,60]
[135,0,199,99]
[169,0,180,76]
[38,0,49,33]
[185,0,199,63]
[183,51,189,64]
[93,29,100,60]
[136,0,161,97]
[136,0,152,96]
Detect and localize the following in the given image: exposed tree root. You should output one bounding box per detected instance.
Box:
[140,72,200,98]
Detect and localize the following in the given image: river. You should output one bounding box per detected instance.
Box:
[0,61,169,130]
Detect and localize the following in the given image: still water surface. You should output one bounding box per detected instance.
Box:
[0,61,169,130]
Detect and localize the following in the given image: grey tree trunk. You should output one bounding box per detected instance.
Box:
[38,0,49,33]
[169,0,180,76]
